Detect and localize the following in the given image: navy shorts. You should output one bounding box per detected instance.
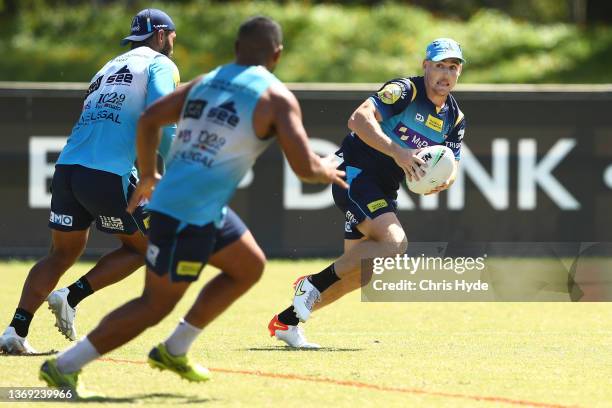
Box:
[332,163,398,240]
[49,164,147,234]
[145,208,247,282]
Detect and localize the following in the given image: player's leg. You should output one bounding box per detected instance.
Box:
[83,233,147,289]
[290,166,406,322]
[314,237,365,310]
[1,165,93,354]
[40,266,191,392]
[181,231,264,328]
[159,210,267,370]
[41,211,217,388]
[47,169,149,340]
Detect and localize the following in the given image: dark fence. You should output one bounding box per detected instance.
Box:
[1,82,611,258]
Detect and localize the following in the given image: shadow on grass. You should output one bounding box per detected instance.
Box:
[0,349,58,356]
[78,393,217,404]
[243,346,362,352]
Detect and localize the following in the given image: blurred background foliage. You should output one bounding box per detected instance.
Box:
[0,0,610,83]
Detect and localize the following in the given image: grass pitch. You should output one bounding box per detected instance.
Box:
[0,259,611,407]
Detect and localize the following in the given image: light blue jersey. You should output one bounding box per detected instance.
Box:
[58,47,180,176]
[148,63,281,226]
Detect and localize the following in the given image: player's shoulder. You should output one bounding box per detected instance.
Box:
[446,92,465,127]
[376,76,420,104]
[149,54,180,85]
[151,53,178,71]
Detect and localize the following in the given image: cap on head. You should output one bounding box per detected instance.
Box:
[425,38,465,63]
[120,9,175,46]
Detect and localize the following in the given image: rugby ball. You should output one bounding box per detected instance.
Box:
[406,145,455,194]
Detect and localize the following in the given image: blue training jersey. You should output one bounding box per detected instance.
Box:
[147,63,281,226]
[339,76,465,193]
[57,46,180,176]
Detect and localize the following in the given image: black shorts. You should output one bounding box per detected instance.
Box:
[332,163,398,240]
[49,164,147,235]
[145,208,247,282]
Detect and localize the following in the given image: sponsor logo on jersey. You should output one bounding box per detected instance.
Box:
[85,75,103,98]
[146,243,160,266]
[426,114,443,132]
[377,83,403,104]
[457,128,465,141]
[184,99,207,119]
[393,122,438,149]
[207,101,240,128]
[78,110,121,125]
[195,130,226,155]
[95,92,126,111]
[49,211,73,227]
[143,215,150,230]
[176,261,202,277]
[99,216,124,231]
[106,66,133,85]
[367,199,388,213]
[415,113,425,123]
[445,141,461,150]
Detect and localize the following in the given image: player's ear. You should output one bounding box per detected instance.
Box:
[273,45,283,64]
[422,60,427,70]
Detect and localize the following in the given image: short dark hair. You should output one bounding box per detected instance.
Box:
[238,16,282,48]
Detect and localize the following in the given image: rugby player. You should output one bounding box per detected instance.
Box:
[39,16,347,391]
[0,9,180,354]
[269,38,466,348]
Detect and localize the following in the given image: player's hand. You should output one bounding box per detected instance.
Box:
[392,147,427,182]
[318,154,348,189]
[424,180,451,195]
[126,173,161,214]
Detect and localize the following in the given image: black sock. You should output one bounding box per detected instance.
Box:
[308,264,340,293]
[277,306,300,326]
[10,308,33,338]
[66,276,94,308]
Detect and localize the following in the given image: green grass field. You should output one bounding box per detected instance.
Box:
[0,260,611,407]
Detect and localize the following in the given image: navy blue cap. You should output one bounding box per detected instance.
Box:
[425,38,465,63]
[120,9,175,46]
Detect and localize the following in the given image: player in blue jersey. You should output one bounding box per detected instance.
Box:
[39,16,346,390]
[0,9,180,354]
[269,38,466,348]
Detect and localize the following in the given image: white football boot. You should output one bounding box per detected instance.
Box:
[47,288,77,341]
[0,326,37,354]
[268,315,320,349]
[292,277,320,322]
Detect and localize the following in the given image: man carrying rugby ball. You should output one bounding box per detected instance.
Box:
[269,38,467,348]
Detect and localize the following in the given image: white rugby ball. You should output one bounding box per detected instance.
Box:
[406,145,455,195]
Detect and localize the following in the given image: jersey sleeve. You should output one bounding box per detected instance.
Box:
[368,78,416,121]
[444,110,465,160]
[146,57,180,161]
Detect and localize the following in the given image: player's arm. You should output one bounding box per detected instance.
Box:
[269,86,347,188]
[146,58,181,161]
[127,77,201,213]
[348,80,425,181]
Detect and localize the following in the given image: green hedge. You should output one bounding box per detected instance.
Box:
[1,0,611,83]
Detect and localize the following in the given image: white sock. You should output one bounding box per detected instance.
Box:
[164,319,202,356]
[56,337,100,374]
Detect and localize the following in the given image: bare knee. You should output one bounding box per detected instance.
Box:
[48,246,82,269]
[232,251,266,287]
[140,292,178,327]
